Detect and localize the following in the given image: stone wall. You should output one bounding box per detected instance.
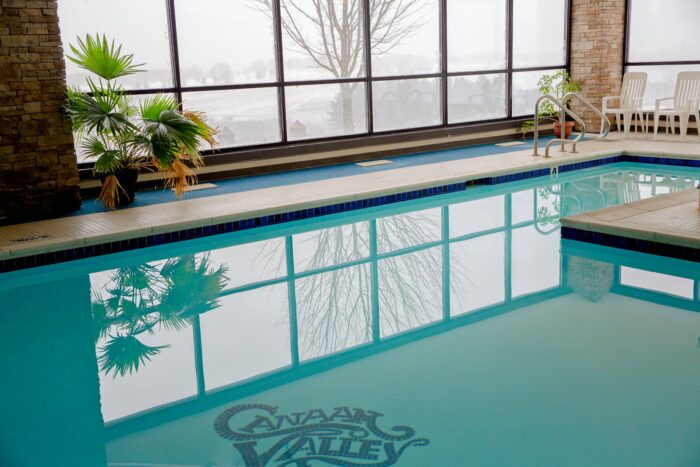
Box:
[0,0,79,223]
[569,0,626,132]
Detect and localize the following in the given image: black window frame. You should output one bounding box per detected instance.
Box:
[75,0,572,169]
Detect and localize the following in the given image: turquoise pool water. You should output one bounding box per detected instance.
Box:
[1,162,700,466]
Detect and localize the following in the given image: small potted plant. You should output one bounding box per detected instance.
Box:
[519,70,582,139]
[65,34,217,209]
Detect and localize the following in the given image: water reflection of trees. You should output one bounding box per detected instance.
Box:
[92,254,228,377]
[282,211,468,360]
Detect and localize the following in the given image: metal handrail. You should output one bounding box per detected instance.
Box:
[533,94,587,157]
[563,92,611,139]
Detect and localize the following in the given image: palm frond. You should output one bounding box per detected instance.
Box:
[98,334,168,378]
[66,80,133,135]
[138,93,179,121]
[81,136,122,172]
[67,34,144,81]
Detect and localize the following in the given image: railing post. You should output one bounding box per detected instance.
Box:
[560,100,566,152]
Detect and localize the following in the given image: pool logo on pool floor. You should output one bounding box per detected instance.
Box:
[214,403,429,466]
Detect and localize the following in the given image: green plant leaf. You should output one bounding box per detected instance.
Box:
[98,335,168,378]
[66,80,133,136]
[67,34,144,81]
[80,136,122,171]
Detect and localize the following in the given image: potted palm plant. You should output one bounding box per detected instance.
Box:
[519,70,582,139]
[65,34,217,209]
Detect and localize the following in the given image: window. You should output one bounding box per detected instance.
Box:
[285,83,368,140]
[447,0,507,72]
[182,89,281,148]
[448,74,507,123]
[449,196,505,237]
[58,0,173,90]
[620,267,695,299]
[296,264,373,361]
[627,0,700,63]
[450,233,506,315]
[200,284,291,390]
[373,78,442,132]
[281,0,366,80]
[175,0,277,86]
[379,247,443,337]
[512,0,567,68]
[58,0,570,160]
[512,69,565,117]
[625,0,700,103]
[370,0,441,76]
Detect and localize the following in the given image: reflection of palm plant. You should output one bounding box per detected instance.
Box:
[65,34,217,208]
[93,254,228,377]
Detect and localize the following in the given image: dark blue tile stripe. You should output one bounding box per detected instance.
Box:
[2,154,698,273]
[561,227,700,263]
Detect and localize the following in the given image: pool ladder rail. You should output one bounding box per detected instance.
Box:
[532,92,611,157]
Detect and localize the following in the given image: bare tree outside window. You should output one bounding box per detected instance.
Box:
[250,0,431,133]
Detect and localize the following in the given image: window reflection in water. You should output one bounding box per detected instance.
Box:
[89,167,699,421]
[90,255,228,421]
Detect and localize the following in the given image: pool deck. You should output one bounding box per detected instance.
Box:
[561,188,700,252]
[1,132,700,264]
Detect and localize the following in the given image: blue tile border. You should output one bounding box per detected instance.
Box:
[561,227,700,262]
[2,154,699,273]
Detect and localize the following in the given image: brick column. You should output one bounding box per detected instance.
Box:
[0,0,80,223]
[569,0,626,132]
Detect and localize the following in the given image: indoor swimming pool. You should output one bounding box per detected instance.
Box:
[2,162,700,466]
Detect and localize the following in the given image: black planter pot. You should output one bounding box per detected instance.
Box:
[99,169,139,207]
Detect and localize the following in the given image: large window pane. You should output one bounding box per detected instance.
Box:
[450,232,506,315]
[371,0,440,76]
[626,65,700,106]
[285,83,367,140]
[620,267,694,299]
[89,264,198,422]
[448,74,507,123]
[373,78,442,131]
[379,247,443,337]
[176,0,276,86]
[627,0,700,63]
[447,0,506,72]
[512,189,535,224]
[182,89,281,148]
[281,0,365,80]
[512,69,564,117]
[512,225,560,297]
[97,324,197,422]
[201,284,291,391]
[377,208,441,254]
[296,264,372,361]
[294,223,370,272]
[207,238,286,290]
[58,0,172,90]
[449,195,505,237]
[512,0,567,68]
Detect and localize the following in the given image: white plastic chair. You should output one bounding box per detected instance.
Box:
[653,71,700,140]
[601,72,647,138]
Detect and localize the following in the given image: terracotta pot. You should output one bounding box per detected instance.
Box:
[99,168,139,207]
[553,121,575,139]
